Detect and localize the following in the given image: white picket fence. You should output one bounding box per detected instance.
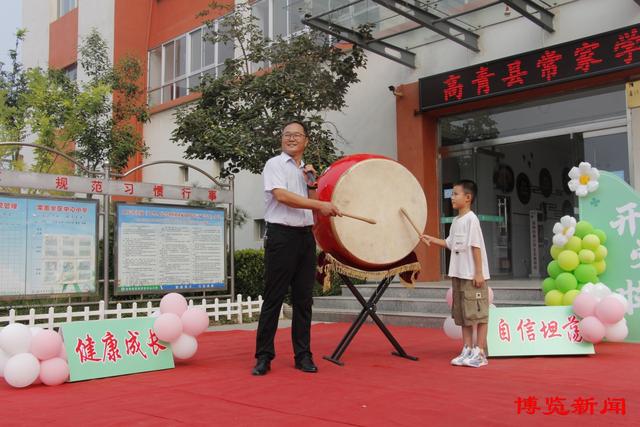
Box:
[0,294,267,329]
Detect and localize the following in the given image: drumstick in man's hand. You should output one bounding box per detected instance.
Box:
[341,212,377,225]
[400,208,429,246]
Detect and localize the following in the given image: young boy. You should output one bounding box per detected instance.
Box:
[422,180,490,367]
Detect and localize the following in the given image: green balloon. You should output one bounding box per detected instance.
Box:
[594,259,606,275]
[594,245,608,261]
[574,264,598,283]
[574,220,594,238]
[555,272,578,292]
[562,289,580,305]
[545,289,564,306]
[547,260,562,279]
[550,245,563,260]
[593,229,607,244]
[577,282,587,290]
[578,249,595,264]
[558,250,580,271]
[582,234,600,251]
[565,236,582,253]
[542,277,556,294]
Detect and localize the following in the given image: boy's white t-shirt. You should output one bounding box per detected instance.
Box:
[445,211,490,280]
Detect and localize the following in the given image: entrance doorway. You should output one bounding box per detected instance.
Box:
[440,126,628,280]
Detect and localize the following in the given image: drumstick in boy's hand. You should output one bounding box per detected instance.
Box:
[400,208,429,246]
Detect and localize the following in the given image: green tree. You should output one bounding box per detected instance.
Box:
[172,3,368,176]
[0,28,28,169]
[0,28,149,175]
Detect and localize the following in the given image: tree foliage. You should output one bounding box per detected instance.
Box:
[172,3,368,176]
[0,28,148,175]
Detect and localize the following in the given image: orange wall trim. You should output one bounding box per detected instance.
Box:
[49,8,78,69]
[396,82,441,282]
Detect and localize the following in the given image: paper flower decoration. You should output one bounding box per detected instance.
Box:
[568,162,600,197]
[553,215,577,247]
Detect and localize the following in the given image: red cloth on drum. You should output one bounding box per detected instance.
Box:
[316,251,421,292]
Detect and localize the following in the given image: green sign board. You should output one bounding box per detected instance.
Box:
[580,171,639,342]
[62,317,174,382]
[488,306,595,357]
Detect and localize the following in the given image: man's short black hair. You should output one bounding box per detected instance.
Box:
[282,120,308,136]
[454,179,477,203]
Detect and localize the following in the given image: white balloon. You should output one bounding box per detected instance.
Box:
[594,283,611,300]
[0,323,32,356]
[610,292,630,312]
[30,327,44,337]
[0,348,8,378]
[171,334,198,360]
[489,304,497,309]
[3,353,40,388]
[580,282,596,294]
[443,317,462,340]
[604,319,629,342]
[150,310,160,318]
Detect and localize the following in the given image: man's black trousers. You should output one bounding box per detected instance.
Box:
[255,223,316,361]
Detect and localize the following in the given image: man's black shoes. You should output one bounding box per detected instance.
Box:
[294,357,318,373]
[252,358,271,376]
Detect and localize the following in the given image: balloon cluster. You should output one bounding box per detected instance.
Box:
[572,283,630,343]
[442,287,495,339]
[152,293,210,360]
[0,324,69,388]
[543,220,608,306]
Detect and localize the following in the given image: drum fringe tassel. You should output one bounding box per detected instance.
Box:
[317,252,421,293]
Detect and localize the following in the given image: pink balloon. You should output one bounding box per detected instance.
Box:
[153,313,183,342]
[579,316,605,343]
[159,293,188,316]
[605,319,629,342]
[446,288,453,309]
[488,287,494,304]
[58,343,67,361]
[31,329,63,361]
[39,357,69,386]
[181,308,209,337]
[595,296,626,325]
[572,292,598,319]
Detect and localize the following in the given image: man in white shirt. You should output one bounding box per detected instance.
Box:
[253,120,341,376]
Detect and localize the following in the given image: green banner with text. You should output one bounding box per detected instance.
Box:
[488,306,595,357]
[62,317,174,382]
[580,171,639,342]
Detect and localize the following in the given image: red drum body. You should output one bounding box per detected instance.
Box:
[313,154,427,269]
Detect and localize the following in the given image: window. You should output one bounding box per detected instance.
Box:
[147,0,314,107]
[254,219,266,241]
[57,0,77,19]
[63,63,77,81]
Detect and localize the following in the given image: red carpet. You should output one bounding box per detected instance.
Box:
[1,323,637,426]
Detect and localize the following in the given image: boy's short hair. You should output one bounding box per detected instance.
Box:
[454,179,477,203]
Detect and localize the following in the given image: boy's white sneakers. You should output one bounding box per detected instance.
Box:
[450,346,472,366]
[463,346,488,368]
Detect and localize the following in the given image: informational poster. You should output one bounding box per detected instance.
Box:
[0,195,98,297]
[115,203,226,294]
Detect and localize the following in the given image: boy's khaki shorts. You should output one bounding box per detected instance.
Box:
[451,277,489,326]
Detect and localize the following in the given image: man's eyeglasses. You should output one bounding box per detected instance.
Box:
[282,132,306,140]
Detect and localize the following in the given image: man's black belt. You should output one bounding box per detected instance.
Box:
[266,222,313,232]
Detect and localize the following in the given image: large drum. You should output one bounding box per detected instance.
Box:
[313,154,427,269]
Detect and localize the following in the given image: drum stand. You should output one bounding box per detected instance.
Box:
[323,274,419,366]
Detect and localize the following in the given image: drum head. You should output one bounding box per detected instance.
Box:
[330,158,427,267]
